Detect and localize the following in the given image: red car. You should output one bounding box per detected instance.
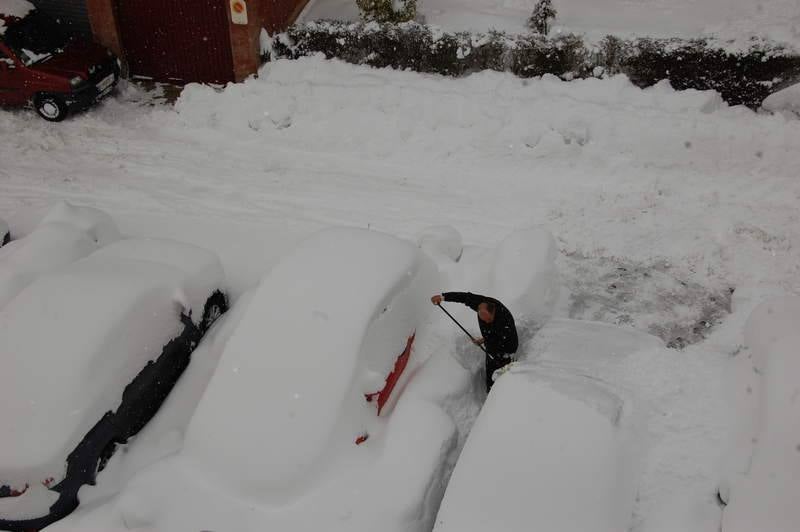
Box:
[0,8,119,121]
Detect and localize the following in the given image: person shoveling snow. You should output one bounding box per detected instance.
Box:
[431,292,518,392]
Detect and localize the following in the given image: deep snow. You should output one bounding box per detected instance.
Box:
[0,56,799,531]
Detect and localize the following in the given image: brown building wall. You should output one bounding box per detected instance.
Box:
[85,0,308,84]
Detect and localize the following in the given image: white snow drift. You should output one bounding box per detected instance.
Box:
[0,237,223,517]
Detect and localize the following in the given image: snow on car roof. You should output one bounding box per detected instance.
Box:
[0,257,192,488]
[0,222,99,310]
[184,227,436,499]
[88,237,225,322]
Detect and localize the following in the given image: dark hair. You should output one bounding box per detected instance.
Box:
[483,300,496,314]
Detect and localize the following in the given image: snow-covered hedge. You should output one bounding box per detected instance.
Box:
[266,21,800,108]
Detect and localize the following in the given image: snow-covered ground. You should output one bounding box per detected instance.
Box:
[1,56,800,531]
[300,0,800,51]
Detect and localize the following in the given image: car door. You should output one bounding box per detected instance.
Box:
[0,44,29,106]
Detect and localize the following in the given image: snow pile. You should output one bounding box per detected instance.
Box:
[762,82,800,118]
[720,297,800,532]
[39,201,120,246]
[87,237,225,324]
[434,368,641,532]
[416,225,463,263]
[0,202,120,310]
[489,227,559,322]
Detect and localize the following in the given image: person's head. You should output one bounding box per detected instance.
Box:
[477,300,496,323]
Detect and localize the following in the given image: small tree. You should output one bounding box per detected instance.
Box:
[356,0,417,23]
[528,0,556,35]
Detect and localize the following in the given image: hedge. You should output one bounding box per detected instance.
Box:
[266,21,800,108]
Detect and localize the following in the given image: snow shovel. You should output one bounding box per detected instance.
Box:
[437,303,497,361]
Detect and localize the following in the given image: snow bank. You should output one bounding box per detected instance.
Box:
[489,227,559,322]
[184,227,439,501]
[416,225,463,263]
[721,296,800,532]
[434,369,639,532]
[762,83,800,118]
[0,202,120,309]
[39,201,120,246]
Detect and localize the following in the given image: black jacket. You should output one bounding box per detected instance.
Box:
[442,292,518,355]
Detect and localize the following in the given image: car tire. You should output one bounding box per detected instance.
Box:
[1,232,8,247]
[34,95,69,122]
[201,290,228,332]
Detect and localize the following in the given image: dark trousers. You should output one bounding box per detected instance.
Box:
[486,352,512,392]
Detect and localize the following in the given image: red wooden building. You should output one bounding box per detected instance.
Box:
[33,0,309,83]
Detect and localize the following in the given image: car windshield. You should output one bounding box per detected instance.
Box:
[3,11,71,65]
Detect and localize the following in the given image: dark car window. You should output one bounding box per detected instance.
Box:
[3,11,71,65]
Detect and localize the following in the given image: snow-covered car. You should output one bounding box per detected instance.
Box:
[47,227,442,532]
[0,237,228,531]
[434,318,655,532]
[0,216,8,247]
[720,297,800,532]
[0,201,120,310]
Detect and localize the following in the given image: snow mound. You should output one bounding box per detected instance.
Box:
[416,225,463,263]
[0,223,98,310]
[0,202,120,310]
[721,296,800,532]
[40,201,120,246]
[434,368,640,532]
[184,227,439,501]
[762,83,800,118]
[87,237,225,323]
[489,227,559,322]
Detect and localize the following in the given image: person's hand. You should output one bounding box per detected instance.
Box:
[473,336,485,345]
[431,294,443,305]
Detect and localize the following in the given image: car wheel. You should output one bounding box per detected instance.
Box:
[34,95,69,122]
[201,290,228,331]
[1,232,8,247]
